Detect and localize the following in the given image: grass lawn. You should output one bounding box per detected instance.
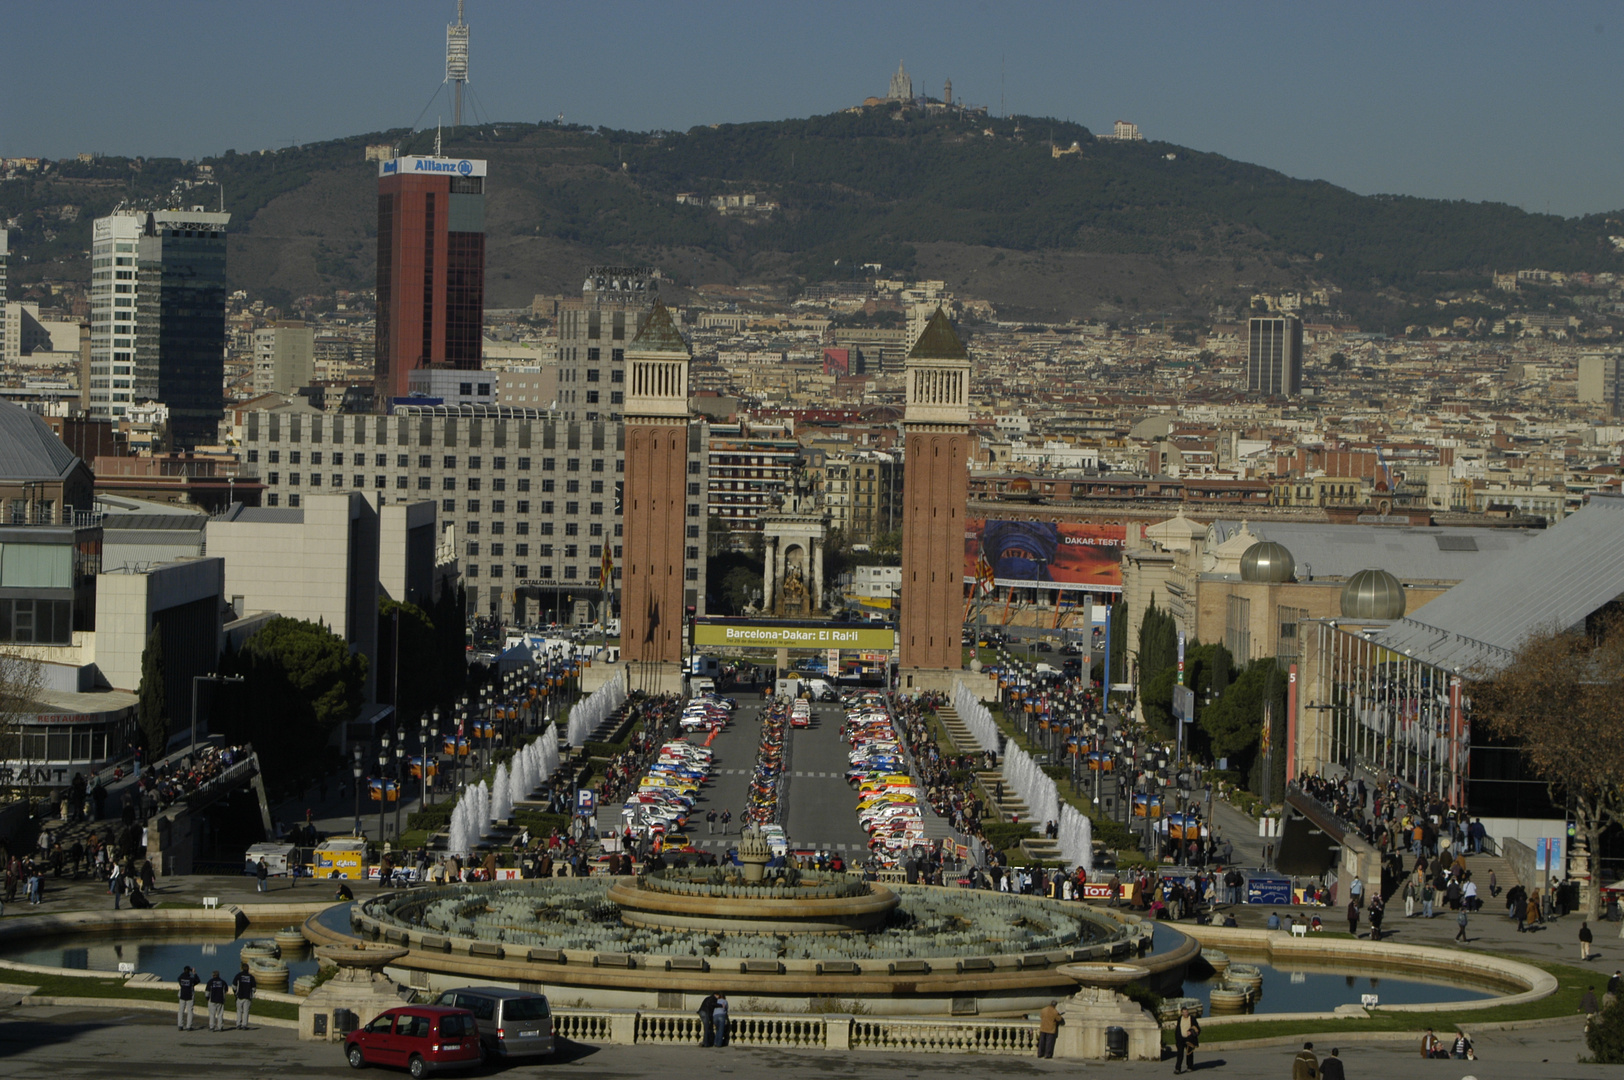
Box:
[21,972,300,1021]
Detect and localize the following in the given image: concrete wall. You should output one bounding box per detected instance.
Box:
[94,557,225,692]
[378,501,436,608]
[207,493,378,699]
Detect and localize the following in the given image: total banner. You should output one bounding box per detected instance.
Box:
[963,519,1128,593]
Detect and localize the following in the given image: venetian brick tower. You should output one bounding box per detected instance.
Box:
[899,308,972,675]
[621,301,691,673]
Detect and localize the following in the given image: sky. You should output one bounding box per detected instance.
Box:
[3,0,1620,218]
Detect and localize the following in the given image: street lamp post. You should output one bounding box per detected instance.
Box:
[378,731,390,847]
[351,746,363,837]
[394,736,406,841]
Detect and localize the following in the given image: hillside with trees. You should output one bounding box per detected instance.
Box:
[4,109,1619,318]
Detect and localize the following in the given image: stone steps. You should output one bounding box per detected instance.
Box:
[976,770,1032,823]
[935,706,978,753]
[1464,851,1521,893]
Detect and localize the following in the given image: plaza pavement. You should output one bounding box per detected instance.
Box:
[0,1003,1609,1079]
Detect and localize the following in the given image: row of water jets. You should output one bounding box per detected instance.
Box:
[953,679,1001,752]
[446,724,563,855]
[1001,741,1093,872]
[957,680,1092,873]
[565,670,627,747]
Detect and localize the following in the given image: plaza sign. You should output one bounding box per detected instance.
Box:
[694,620,897,651]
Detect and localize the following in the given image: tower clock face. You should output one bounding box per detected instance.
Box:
[614,480,623,514]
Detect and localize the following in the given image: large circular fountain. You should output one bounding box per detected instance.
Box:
[607,868,898,934]
[311,829,1198,1016]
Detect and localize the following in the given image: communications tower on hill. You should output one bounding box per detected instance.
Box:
[446,1,470,128]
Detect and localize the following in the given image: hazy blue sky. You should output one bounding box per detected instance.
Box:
[3,0,1618,217]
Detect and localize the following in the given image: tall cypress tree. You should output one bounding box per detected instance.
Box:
[136,625,167,756]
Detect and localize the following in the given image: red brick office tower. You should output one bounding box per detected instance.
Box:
[899,309,972,675]
[374,155,487,402]
[621,301,691,673]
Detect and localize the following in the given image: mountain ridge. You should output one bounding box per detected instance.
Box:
[3,108,1618,321]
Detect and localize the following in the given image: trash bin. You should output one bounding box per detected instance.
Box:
[1105,1026,1128,1059]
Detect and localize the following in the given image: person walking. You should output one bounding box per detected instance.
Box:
[1036,1000,1061,1059]
[1403,877,1416,918]
[720,809,731,835]
[1455,907,1469,943]
[176,965,201,1031]
[697,992,717,1047]
[204,970,228,1031]
[109,862,123,909]
[1293,1040,1319,1080]
[712,992,730,1047]
[255,857,269,893]
[231,961,257,1029]
[1422,879,1436,920]
[1581,920,1595,961]
[1347,899,1360,937]
[1581,986,1600,1017]
[1174,1007,1198,1073]
[706,809,717,835]
[1319,1047,1346,1080]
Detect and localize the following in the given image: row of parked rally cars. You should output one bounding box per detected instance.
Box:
[842,693,927,865]
[343,985,552,1077]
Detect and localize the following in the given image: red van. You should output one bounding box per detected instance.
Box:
[344,1006,482,1077]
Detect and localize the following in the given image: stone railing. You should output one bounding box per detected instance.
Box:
[553,1010,616,1043]
[634,1010,700,1044]
[730,1014,828,1048]
[848,1017,1038,1055]
[551,1009,1035,1056]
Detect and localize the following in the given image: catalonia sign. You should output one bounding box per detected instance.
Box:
[693,620,897,651]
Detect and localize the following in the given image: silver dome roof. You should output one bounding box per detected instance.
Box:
[1239,540,1294,583]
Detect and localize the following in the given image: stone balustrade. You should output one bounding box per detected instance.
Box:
[546,1009,1036,1055]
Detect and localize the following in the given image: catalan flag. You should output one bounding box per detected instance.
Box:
[973,551,996,595]
[599,544,614,591]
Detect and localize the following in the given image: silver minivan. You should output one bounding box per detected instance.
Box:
[432,986,554,1061]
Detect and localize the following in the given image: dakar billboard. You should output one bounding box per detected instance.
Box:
[964,519,1126,593]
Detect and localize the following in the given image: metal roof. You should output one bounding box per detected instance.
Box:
[1365,494,1624,674]
[101,514,206,533]
[1208,519,1538,583]
[217,506,305,524]
[629,300,689,354]
[908,308,969,361]
[0,401,80,481]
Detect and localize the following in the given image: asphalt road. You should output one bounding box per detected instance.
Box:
[674,696,869,855]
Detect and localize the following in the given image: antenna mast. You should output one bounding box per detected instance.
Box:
[446,0,470,129]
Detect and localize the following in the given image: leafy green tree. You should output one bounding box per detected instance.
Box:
[1198,657,1284,787]
[1586,990,1624,1063]
[1108,600,1126,687]
[1137,596,1178,688]
[1474,611,1624,922]
[720,566,761,615]
[242,617,367,732]
[379,599,439,724]
[706,550,764,615]
[871,530,903,561]
[428,581,469,706]
[216,640,326,796]
[136,625,168,756]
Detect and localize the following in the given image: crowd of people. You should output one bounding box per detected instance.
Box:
[591,696,679,807]
[2,825,156,913]
[891,692,992,841]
